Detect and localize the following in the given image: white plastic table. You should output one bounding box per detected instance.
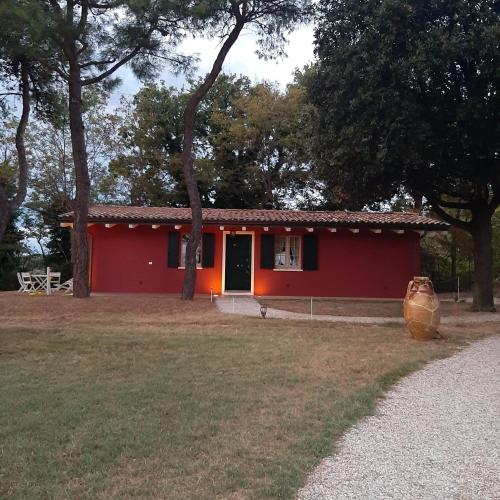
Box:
[31,267,54,295]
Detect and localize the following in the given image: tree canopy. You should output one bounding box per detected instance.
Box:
[309,0,499,309]
[166,0,312,298]
[108,75,315,208]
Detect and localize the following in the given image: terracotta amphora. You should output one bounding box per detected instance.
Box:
[403,277,440,341]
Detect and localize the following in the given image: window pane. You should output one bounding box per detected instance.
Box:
[196,243,202,264]
[180,234,189,267]
[180,235,202,267]
[289,236,299,268]
[275,236,286,267]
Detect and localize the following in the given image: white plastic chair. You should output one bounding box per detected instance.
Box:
[57,278,73,295]
[47,272,61,293]
[17,273,27,293]
[20,272,36,293]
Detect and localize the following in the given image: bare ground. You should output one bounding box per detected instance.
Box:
[256,297,491,318]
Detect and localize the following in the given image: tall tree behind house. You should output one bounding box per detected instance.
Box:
[108,76,315,210]
[0,0,57,245]
[156,0,312,299]
[309,0,499,310]
[27,0,190,298]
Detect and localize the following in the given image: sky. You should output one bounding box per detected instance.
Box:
[110,24,316,108]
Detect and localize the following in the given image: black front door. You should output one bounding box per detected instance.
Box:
[225,234,252,291]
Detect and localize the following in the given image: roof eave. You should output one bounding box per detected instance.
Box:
[58,214,448,231]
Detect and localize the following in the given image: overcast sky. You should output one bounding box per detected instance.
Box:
[110,24,316,107]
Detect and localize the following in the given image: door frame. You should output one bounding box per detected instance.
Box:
[222,231,255,295]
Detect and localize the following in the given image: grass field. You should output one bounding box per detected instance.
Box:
[0,294,494,499]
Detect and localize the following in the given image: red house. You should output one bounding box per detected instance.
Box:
[59,206,447,298]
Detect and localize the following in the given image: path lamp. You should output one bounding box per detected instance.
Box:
[260,304,268,319]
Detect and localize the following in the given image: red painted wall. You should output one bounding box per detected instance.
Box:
[88,224,420,298]
[253,228,419,298]
[88,225,223,294]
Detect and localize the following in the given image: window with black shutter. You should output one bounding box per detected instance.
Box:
[302,234,318,271]
[180,234,202,267]
[202,233,215,268]
[274,235,301,269]
[260,234,275,269]
[167,232,179,268]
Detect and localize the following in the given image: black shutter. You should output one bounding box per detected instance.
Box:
[167,232,179,268]
[202,233,215,268]
[303,234,318,270]
[260,234,275,269]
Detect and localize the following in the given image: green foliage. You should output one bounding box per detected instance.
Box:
[24,89,119,271]
[0,117,17,189]
[420,229,473,293]
[418,209,499,292]
[29,0,192,86]
[0,0,61,119]
[109,74,316,208]
[109,83,188,206]
[309,0,499,211]
[207,78,316,208]
[182,1,312,58]
[0,215,23,290]
[309,0,499,306]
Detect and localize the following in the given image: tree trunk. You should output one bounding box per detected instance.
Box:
[450,239,457,281]
[0,189,9,243]
[470,208,495,311]
[181,19,244,300]
[68,56,90,298]
[0,60,30,243]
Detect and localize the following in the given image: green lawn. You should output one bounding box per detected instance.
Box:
[0,295,490,499]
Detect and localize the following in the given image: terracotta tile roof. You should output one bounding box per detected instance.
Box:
[59,205,448,230]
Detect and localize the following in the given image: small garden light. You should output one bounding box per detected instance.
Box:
[260,304,268,319]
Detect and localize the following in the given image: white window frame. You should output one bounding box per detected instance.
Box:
[179,234,202,269]
[274,235,302,271]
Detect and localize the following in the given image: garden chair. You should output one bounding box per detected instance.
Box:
[17,273,27,293]
[57,278,73,295]
[47,272,61,293]
[20,272,36,293]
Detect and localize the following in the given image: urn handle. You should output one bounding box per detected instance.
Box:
[406,280,416,296]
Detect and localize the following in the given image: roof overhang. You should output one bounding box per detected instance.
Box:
[58,215,448,232]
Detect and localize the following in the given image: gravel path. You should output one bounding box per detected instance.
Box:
[215,296,500,325]
[299,336,500,500]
